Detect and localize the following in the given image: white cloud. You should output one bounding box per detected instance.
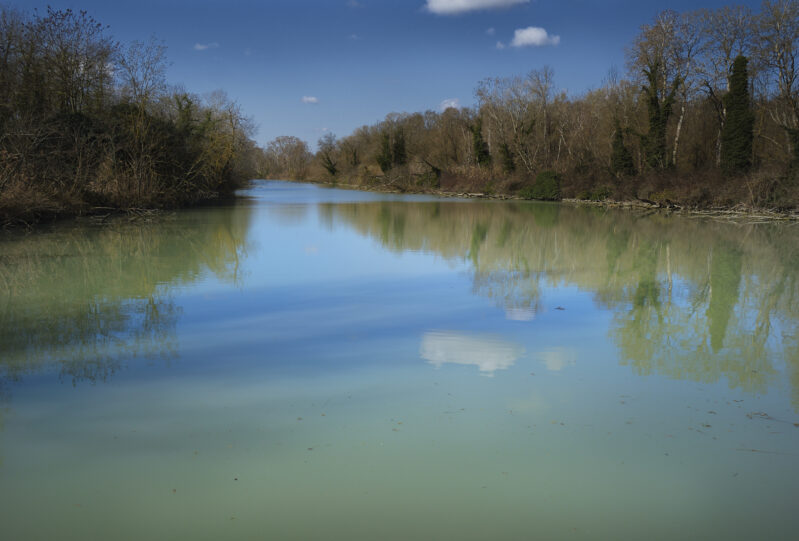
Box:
[486,27,496,36]
[496,41,506,50]
[439,98,460,111]
[347,0,362,7]
[301,96,319,104]
[193,42,219,51]
[425,0,528,15]
[348,34,361,40]
[510,26,560,47]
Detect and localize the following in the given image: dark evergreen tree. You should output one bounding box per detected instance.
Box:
[611,119,636,177]
[641,60,678,170]
[519,170,561,200]
[720,55,754,173]
[787,128,799,172]
[376,132,393,172]
[471,117,491,167]
[499,141,515,174]
[392,129,407,167]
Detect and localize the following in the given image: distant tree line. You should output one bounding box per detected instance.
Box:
[264,1,799,210]
[257,135,313,181]
[0,5,260,224]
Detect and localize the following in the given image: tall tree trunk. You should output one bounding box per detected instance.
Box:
[672,103,686,167]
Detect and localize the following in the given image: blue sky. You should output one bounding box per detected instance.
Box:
[13,0,761,147]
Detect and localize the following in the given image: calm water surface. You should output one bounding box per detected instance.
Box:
[1,180,798,540]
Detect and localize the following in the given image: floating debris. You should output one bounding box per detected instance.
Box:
[736,448,799,456]
[747,412,799,426]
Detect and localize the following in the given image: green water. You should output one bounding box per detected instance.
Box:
[1,181,798,540]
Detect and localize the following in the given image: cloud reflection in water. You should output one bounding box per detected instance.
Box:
[504,306,537,321]
[420,331,525,376]
[537,347,577,372]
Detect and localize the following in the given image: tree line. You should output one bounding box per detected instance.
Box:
[262,1,799,210]
[0,5,260,225]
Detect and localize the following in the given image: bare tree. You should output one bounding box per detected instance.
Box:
[34,7,118,114]
[756,0,799,162]
[627,10,683,169]
[265,136,312,180]
[317,132,338,176]
[117,37,167,106]
[529,67,557,168]
[476,69,556,174]
[669,11,705,166]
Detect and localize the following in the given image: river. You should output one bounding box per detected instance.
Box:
[1,180,798,540]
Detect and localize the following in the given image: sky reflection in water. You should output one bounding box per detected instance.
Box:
[0,180,798,540]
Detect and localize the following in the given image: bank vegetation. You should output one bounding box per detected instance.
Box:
[0,6,260,226]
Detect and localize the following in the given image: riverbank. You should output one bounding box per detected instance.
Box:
[7,176,797,230]
[0,188,244,229]
[298,177,799,222]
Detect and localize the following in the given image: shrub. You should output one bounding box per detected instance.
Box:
[519,170,562,201]
[518,186,536,200]
[591,186,613,201]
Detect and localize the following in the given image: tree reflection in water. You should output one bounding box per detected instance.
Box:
[324,200,799,409]
[0,203,251,391]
